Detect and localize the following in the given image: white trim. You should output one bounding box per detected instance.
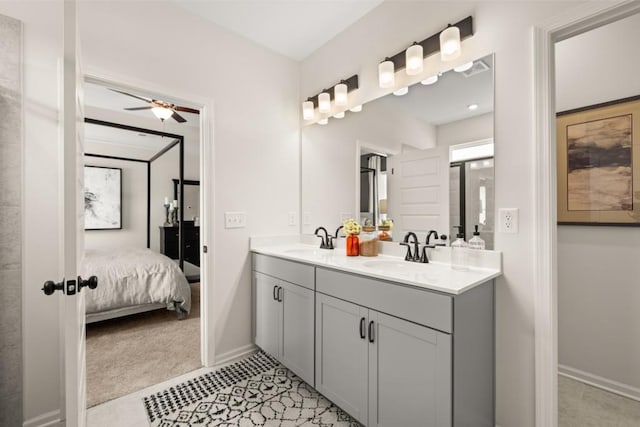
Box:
[559,364,640,402]
[533,2,640,427]
[23,410,62,427]
[214,344,259,367]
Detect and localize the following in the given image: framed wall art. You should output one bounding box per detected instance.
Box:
[84,166,122,230]
[557,95,640,225]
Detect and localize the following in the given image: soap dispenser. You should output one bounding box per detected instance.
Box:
[451,226,469,271]
[468,225,486,250]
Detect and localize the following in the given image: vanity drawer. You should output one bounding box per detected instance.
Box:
[316,267,452,333]
[252,253,315,290]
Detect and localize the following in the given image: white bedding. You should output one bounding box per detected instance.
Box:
[82,247,191,316]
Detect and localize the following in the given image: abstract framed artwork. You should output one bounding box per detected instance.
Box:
[84,166,122,230]
[557,95,640,225]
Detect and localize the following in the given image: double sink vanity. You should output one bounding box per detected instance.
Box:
[251,236,501,427]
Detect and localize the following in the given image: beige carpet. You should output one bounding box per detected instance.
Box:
[86,283,201,408]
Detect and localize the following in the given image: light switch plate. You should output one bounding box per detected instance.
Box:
[225,211,246,229]
[303,212,311,226]
[499,208,518,234]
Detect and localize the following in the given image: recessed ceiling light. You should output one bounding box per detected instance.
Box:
[318,118,328,125]
[468,104,479,111]
[334,111,345,119]
[350,105,362,113]
[393,87,409,96]
[421,75,438,85]
[454,61,474,72]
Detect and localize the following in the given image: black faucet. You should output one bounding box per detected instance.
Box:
[327,225,344,249]
[314,227,333,249]
[425,230,439,247]
[420,230,439,263]
[400,232,420,262]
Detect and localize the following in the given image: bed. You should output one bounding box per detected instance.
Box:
[82,247,191,323]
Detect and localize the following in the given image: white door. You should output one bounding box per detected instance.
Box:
[387,146,449,242]
[62,1,89,425]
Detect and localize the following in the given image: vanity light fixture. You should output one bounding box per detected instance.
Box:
[302,100,315,120]
[421,75,439,85]
[440,24,461,62]
[405,42,423,75]
[301,75,359,121]
[376,16,473,89]
[152,107,173,122]
[350,105,362,113]
[318,92,331,114]
[468,103,479,111]
[378,59,395,88]
[393,87,409,96]
[318,117,329,125]
[333,111,345,119]
[454,61,474,72]
[334,83,348,106]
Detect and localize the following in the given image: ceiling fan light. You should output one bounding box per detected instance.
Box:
[421,75,438,85]
[406,43,423,76]
[440,25,461,62]
[378,60,395,89]
[152,107,173,121]
[334,83,348,106]
[318,92,331,114]
[302,101,315,120]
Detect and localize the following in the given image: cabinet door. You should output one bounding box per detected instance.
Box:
[280,281,315,386]
[316,293,369,425]
[368,310,451,427]
[254,272,281,358]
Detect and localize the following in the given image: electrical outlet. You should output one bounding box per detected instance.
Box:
[303,212,311,226]
[499,208,518,234]
[224,211,246,229]
[287,212,297,226]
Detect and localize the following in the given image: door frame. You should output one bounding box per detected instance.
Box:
[80,71,216,369]
[532,1,640,426]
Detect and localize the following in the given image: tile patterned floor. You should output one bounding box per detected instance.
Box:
[559,375,640,427]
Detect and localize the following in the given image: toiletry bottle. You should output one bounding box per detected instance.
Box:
[451,226,469,271]
[468,225,486,250]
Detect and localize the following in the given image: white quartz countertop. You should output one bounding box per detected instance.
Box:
[250,238,502,296]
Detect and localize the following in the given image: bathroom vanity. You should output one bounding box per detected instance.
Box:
[251,238,501,427]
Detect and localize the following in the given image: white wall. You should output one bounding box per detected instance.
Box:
[300,2,583,426]
[555,12,640,393]
[437,112,493,148]
[3,1,299,424]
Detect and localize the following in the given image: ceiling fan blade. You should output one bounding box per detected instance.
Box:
[171,111,187,123]
[108,88,153,104]
[173,106,200,115]
[124,106,153,111]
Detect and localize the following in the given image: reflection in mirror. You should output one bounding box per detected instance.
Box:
[301,54,494,248]
[173,179,201,280]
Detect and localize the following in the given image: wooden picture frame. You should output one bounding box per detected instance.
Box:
[84,165,122,230]
[557,95,640,226]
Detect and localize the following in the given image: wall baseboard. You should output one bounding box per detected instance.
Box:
[214,343,258,368]
[559,364,640,402]
[23,409,61,427]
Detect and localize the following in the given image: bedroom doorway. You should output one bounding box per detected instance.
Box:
[81,80,207,407]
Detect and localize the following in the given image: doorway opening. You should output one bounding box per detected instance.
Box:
[81,80,206,407]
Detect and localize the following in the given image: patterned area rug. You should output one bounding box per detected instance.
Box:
[143,351,361,426]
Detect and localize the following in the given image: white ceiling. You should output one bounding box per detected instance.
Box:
[172,0,384,61]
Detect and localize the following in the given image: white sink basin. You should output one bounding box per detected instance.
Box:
[283,248,327,257]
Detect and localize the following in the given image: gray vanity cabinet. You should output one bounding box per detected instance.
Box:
[252,254,315,387]
[316,292,452,427]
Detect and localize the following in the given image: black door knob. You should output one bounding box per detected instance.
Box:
[78,275,98,291]
[42,280,64,296]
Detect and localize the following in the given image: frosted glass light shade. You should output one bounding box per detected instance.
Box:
[350,105,362,113]
[378,60,395,88]
[421,75,438,85]
[302,101,314,120]
[393,87,408,96]
[440,26,461,61]
[406,44,423,75]
[318,117,328,125]
[318,92,331,114]
[333,111,345,119]
[152,107,173,121]
[334,83,348,106]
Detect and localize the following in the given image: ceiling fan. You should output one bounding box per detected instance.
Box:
[109,88,199,123]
